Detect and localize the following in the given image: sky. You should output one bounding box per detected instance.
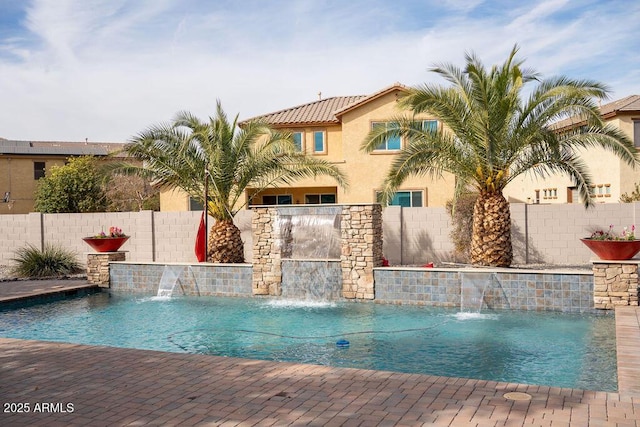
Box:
[0,0,638,143]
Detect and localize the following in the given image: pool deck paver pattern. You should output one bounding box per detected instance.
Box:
[1,279,639,426]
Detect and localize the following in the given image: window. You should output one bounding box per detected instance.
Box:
[262,194,292,205]
[372,122,401,151]
[376,190,423,207]
[634,120,640,147]
[189,197,204,211]
[305,193,336,204]
[373,122,401,150]
[313,131,325,153]
[421,120,438,133]
[34,162,45,180]
[292,132,303,152]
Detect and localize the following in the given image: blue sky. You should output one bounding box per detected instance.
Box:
[0,0,638,142]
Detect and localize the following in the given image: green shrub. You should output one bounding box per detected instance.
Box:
[11,244,83,278]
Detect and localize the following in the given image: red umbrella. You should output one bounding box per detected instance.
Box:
[194,211,207,262]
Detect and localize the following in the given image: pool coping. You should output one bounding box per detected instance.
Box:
[0,279,99,306]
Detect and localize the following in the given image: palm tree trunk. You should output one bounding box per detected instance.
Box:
[208,219,245,263]
[470,191,513,267]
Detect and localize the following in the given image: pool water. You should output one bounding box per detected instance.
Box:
[0,292,618,391]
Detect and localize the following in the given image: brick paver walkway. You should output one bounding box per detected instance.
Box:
[0,280,639,426]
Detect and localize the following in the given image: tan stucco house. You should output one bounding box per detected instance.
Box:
[503,95,640,204]
[161,83,456,211]
[161,88,640,211]
[0,139,125,214]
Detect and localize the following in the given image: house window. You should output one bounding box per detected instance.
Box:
[313,131,325,153]
[421,120,438,133]
[34,162,46,180]
[377,190,423,207]
[305,193,336,204]
[634,120,640,147]
[189,197,204,211]
[292,132,303,152]
[372,122,401,151]
[262,194,292,205]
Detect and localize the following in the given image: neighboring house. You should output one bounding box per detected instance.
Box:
[161,83,456,211]
[0,139,125,214]
[503,95,640,204]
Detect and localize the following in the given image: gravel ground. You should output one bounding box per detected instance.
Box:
[0,265,15,281]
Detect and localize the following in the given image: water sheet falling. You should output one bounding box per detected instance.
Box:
[277,211,341,260]
[156,266,199,298]
[460,272,494,313]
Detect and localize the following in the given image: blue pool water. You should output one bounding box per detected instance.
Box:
[0,292,617,391]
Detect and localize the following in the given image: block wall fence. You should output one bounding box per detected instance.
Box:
[1,202,640,266]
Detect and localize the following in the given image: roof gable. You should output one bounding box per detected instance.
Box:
[599,95,640,117]
[240,83,410,127]
[241,96,368,126]
[334,83,410,117]
[551,94,640,130]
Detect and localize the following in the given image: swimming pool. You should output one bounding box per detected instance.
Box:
[0,292,617,391]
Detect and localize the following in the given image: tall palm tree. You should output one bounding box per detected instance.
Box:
[362,45,638,267]
[121,101,347,263]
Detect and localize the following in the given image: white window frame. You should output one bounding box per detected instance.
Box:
[312,130,326,154]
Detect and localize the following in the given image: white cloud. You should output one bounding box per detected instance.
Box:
[0,0,638,141]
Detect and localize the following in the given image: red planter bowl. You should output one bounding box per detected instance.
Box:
[83,236,129,252]
[580,238,640,260]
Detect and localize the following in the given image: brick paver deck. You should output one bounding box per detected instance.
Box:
[0,280,639,426]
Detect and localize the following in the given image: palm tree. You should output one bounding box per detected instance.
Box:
[361,45,638,267]
[121,101,347,263]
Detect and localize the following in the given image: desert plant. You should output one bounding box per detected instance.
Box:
[11,244,83,278]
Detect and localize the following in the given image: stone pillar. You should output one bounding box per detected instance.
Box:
[592,260,639,309]
[252,207,282,296]
[340,204,383,299]
[86,252,126,288]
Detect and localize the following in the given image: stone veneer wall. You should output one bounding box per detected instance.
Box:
[374,268,595,312]
[251,204,383,299]
[340,204,383,299]
[87,252,126,287]
[109,262,253,296]
[592,261,639,309]
[252,207,281,296]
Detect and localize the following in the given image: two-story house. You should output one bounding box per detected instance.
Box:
[160,83,456,211]
[0,139,125,214]
[161,87,640,211]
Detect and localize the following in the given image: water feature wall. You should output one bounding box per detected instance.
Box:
[105,261,597,311]
[109,262,252,296]
[374,267,594,312]
[281,260,342,300]
[252,204,383,299]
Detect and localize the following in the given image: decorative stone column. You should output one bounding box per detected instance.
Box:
[592,260,639,309]
[86,252,126,288]
[251,204,384,300]
[340,204,383,299]
[252,207,282,295]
